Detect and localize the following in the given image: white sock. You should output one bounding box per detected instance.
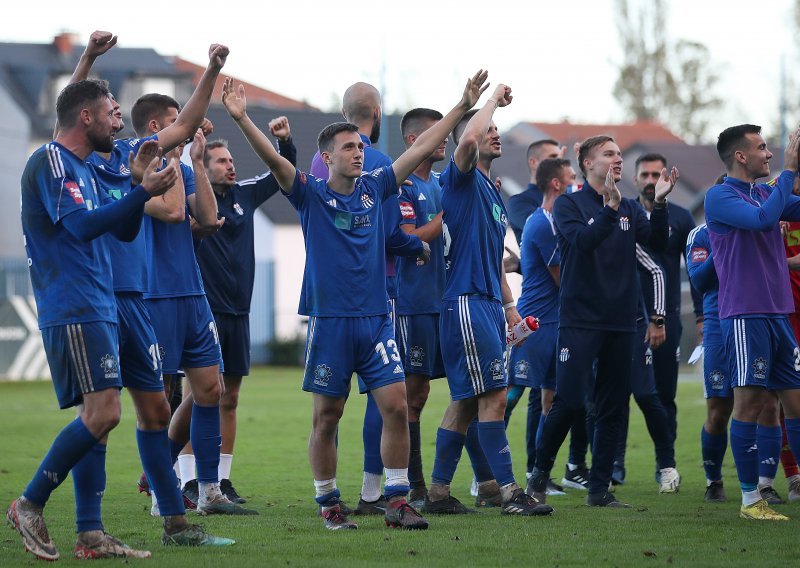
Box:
[314,478,337,509]
[173,461,181,483]
[198,481,222,503]
[567,462,580,472]
[758,476,774,489]
[526,471,533,481]
[742,488,761,506]
[361,472,383,502]
[384,468,409,498]
[706,478,721,487]
[178,454,196,489]
[219,454,233,481]
[150,491,160,516]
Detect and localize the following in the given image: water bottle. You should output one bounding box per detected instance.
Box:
[506,316,539,346]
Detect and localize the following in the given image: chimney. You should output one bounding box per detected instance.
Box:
[53,32,79,56]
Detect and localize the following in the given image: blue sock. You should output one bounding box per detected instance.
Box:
[191,403,221,484]
[757,424,782,480]
[730,419,758,492]
[701,426,727,482]
[72,443,106,533]
[464,420,494,483]
[784,418,800,465]
[23,417,98,507]
[477,420,515,487]
[363,392,383,474]
[137,428,184,517]
[431,428,465,485]
[169,437,185,466]
[314,488,341,506]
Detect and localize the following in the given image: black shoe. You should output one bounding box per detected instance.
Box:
[704,481,726,503]
[561,464,590,491]
[546,478,566,495]
[586,491,631,508]
[501,488,553,516]
[182,480,199,511]
[220,479,246,504]
[384,500,429,530]
[421,494,473,514]
[475,490,502,508]
[611,463,626,486]
[759,485,785,505]
[525,470,548,503]
[353,496,386,516]
[408,487,427,510]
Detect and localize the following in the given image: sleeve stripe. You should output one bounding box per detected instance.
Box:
[636,244,665,316]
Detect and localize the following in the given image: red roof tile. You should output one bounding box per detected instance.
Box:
[526,120,683,151]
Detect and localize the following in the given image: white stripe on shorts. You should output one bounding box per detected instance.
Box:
[734,318,748,387]
[458,295,484,395]
[304,316,317,376]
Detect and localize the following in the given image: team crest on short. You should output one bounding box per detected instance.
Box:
[559,348,570,362]
[99,354,119,379]
[490,359,504,381]
[410,346,425,367]
[710,370,725,390]
[514,360,529,380]
[233,203,244,215]
[313,364,332,387]
[619,216,630,231]
[361,193,375,209]
[753,357,768,380]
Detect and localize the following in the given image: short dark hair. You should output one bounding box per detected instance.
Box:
[203,139,229,167]
[452,109,480,146]
[56,79,110,128]
[527,139,560,162]
[577,135,616,176]
[536,158,571,191]
[717,124,762,169]
[400,108,444,140]
[317,122,360,153]
[131,93,181,137]
[635,152,667,172]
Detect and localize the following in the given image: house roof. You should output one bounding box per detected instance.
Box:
[171,57,318,112]
[508,120,684,152]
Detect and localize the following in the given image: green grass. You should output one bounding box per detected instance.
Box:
[1,368,799,566]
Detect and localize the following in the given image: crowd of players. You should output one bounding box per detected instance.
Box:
[8,29,800,560]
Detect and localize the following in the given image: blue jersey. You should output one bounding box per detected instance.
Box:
[88,137,151,293]
[285,166,397,317]
[396,172,445,315]
[517,208,559,324]
[21,142,116,328]
[508,183,543,244]
[143,162,205,298]
[686,224,721,346]
[441,158,508,302]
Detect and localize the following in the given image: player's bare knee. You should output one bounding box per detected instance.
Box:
[220,389,239,413]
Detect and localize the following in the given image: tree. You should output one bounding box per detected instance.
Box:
[613,0,722,143]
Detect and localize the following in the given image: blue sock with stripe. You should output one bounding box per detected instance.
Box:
[730,419,758,492]
[431,428,465,485]
[477,420,515,487]
[137,428,184,516]
[757,424,781,481]
[23,417,98,507]
[464,419,494,483]
[72,443,106,533]
[701,426,727,482]
[191,403,221,484]
[363,392,384,474]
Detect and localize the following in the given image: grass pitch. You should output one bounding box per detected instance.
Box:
[1,367,799,566]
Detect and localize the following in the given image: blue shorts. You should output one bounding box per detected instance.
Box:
[146,296,222,374]
[629,319,657,398]
[508,321,557,390]
[721,316,800,390]
[215,312,250,377]
[42,321,121,409]
[117,293,163,392]
[440,296,506,400]
[703,343,732,399]
[302,315,405,397]
[397,314,445,379]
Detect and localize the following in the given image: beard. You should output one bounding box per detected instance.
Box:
[641,183,656,201]
[89,129,114,153]
[369,120,381,144]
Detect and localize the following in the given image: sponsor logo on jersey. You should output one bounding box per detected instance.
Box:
[427,213,436,221]
[234,203,244,215]
[514,360,529,380]
[491,203,508,228]
[313,364,332,387]
[559,348,570,362]
[399,201,415,220]
[65,181,84,204]
[335,212,352,230]
[353,214,372,229]
[619,216,630,231]
[410,346,424,367]
[490,358,504,381]
[753,357,767,380]
[710,370,725,390]
[107,189,122,201]
[691,247,709,263]
[100,354,119,379]
[361,193,375,209]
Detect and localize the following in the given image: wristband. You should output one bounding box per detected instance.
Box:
[653,199,667,209]
[503,302,515,311]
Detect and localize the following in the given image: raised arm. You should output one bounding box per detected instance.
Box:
[136,141,186,223]
[706,172,792,231]
[391,70,489,183]
[452,82,512,173]
[222,79,296,193]
[155,44,229,153]
[187,129,219,229]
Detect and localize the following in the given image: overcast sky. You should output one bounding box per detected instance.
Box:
[2,0,797,141]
